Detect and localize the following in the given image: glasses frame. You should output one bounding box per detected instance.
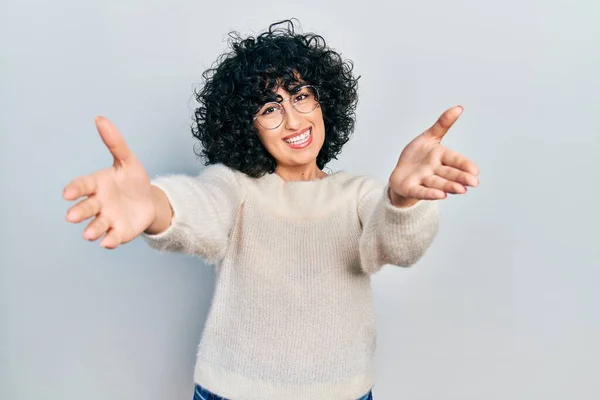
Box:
[252,85,320,130]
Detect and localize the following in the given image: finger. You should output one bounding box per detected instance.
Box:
[409,185,447,200]
[100,228,122,249]
[83,215,111,241]
[95,116,133,164]
[425,105,463,141]
[440,148,479,176]
[63,175,98,200]
[434,165,479,187]
[422,175,467,194]
[66,196,101,223]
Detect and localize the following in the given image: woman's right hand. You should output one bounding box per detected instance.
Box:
[63,117,169,249]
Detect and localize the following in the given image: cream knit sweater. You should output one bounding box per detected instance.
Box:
[142,163,439,400]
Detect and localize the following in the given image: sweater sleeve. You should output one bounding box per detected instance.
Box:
[140,164,245,264]
[358,179,440,274]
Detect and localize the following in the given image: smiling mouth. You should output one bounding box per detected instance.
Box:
[283,128,312,149]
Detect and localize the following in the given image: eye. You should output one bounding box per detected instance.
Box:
[293,86,317,103]
[294,92,310,103]
[259,103,281,116]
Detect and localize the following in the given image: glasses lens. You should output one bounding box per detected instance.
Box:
[254,86,320,129]
[292,86,319,114]
[256,103,283,129]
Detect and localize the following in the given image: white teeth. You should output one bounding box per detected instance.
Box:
[284,129,311,145]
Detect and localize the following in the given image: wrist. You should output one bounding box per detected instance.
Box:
[145,185,173,234]
[388,187,420,208]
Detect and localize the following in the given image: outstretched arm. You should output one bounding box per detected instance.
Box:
[359,106,480,273]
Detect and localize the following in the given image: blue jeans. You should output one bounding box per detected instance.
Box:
[193,384,373,400]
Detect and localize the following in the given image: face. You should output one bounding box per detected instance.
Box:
[253,85,325,174]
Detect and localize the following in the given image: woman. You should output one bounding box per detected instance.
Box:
[63,19,479,400]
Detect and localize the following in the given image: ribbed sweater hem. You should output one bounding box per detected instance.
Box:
[193,360,375,400]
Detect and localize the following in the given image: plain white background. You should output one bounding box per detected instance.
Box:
[1,1,599,399]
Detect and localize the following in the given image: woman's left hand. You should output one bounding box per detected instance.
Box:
[388,106,480,208]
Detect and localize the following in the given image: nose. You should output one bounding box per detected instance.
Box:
[282,101,302,130]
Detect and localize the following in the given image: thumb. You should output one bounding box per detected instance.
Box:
[425,105,463,141]
[95,116,133,164]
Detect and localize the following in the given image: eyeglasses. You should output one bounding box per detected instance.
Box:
[253,85,320,130]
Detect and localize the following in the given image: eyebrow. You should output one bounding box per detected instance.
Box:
[259,84,307,106]
[274,86,306,102]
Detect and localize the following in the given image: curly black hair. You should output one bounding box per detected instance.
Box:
[191,19,360,178]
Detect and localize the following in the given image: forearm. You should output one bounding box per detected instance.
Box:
[140,165,245,263]
[359,187,439,273]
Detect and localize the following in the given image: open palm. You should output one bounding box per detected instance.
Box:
[389,106,480,203]
[63,117,157,248]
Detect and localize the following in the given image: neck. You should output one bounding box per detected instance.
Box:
[275,163,327,182]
